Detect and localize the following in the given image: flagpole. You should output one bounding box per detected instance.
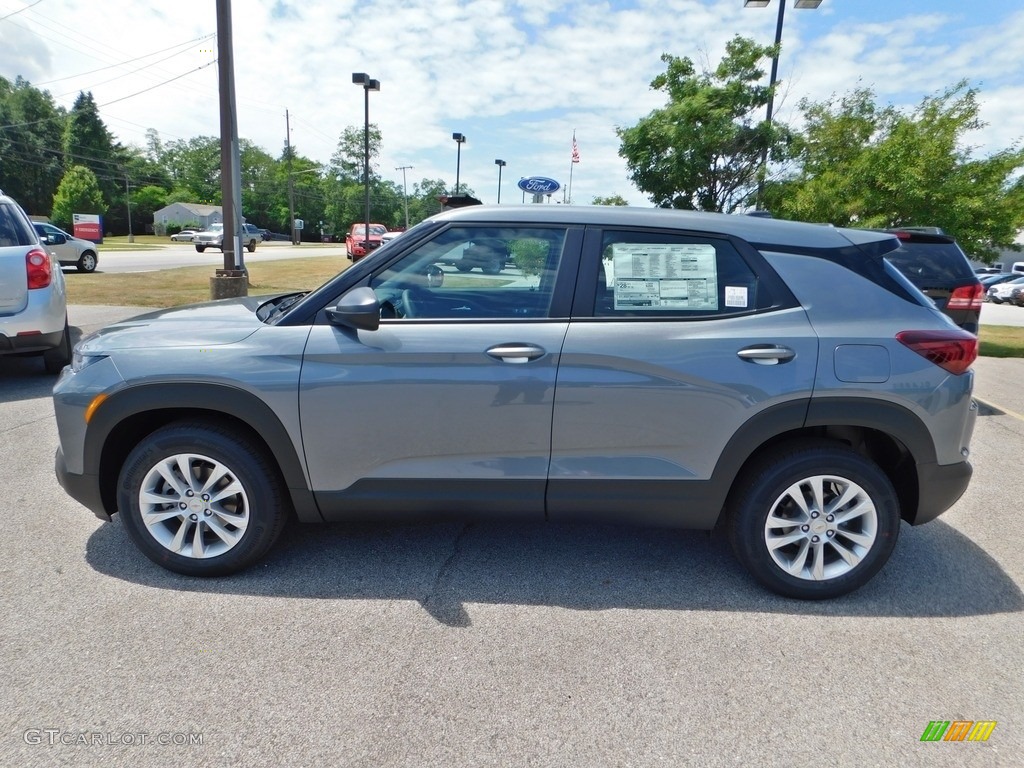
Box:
[567,159,574,205]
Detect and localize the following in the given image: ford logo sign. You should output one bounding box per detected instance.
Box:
[517,176,561,194]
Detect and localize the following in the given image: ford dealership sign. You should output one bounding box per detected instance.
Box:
[517,176,561,194]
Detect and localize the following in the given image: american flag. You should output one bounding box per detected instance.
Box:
[571,132,580,164]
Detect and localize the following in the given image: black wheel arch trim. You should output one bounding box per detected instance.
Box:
[85,383,321,522]
[803,397,936,465]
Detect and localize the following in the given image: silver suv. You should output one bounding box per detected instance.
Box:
[1,191,71,373]
[33,221,100,273]
[194,223,260,253]
[53,206,979,598]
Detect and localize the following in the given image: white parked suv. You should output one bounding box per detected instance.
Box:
[1,191,71,373]
[194,223,260,253]
[32,221,100,273]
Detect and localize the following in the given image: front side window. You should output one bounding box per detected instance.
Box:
[370,225,568,320]
[594,231,764,318]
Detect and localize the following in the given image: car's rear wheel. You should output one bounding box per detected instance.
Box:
[455,262,473,272]
[195,245,206,253]
[76,251,97,273]
[43,319,72,374]
[482,257,503,275]
[117,422,289,576]
[727,440,900,599]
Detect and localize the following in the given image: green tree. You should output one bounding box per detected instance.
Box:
[592,194,630,206]
[0,76,66,214]
[62,92,122,204]
[330,124,382,182]
[51,165,106,229]
[775,81,1024,260]
[131,185,168,234]
[162,136,222,204]
[617,36,790,212]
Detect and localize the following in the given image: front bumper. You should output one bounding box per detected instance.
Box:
[55,447,110,521]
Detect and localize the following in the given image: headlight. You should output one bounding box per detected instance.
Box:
[71,349,108,373]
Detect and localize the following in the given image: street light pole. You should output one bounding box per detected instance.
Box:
[353,73,380,256]
[452,132,466,194]
[494,159,506,204]
[745,0,822,209]
[396,165,413,228]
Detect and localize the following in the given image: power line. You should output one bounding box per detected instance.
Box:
[36,33,215,87]
[0,0,42,22]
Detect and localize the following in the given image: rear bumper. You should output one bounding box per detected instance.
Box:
[911,459,973,525]
[0,326,65,355]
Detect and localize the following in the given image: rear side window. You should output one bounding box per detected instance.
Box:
[885,240,976,286]
[593,230,769,317]
[0,202,37,247]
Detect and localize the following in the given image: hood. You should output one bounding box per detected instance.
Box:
[78,295,273,352]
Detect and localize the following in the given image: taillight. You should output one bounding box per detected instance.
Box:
[947,283,984,311]
[897,330,978,375]
[26,248,52,289]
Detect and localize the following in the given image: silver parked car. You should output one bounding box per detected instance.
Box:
[53,206,978,598]
[32,221,100,273]
[1,191,71,373]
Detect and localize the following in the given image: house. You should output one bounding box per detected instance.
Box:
[152,203,223,234]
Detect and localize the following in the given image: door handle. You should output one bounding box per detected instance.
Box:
[737,345,796,365]
[486,344,546,364]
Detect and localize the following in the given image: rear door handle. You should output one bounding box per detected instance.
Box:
[486,344,546,364]
[737,345,796,365]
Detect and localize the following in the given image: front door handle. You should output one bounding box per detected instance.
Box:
[486,344,546,364]
[737,345,796,365]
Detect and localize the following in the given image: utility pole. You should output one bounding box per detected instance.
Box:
[124,174,133,243]
[286,109,298,245]
[396,165,412,229]
[212,0,246,297]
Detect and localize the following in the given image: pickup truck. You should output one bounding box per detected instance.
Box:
[194,223,260,253]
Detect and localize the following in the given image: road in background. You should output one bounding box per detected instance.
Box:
[66,241,350,274]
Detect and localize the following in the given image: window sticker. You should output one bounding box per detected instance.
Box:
[725,285,748,308]
[611,243,718,310]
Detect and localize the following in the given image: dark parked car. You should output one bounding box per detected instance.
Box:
[54,206,979,599]
[879,229,983,333]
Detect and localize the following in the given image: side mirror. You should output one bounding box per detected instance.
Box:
[325,286,381,331]
[46,233,67,245]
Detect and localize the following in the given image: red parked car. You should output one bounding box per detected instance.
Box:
[345,222,387,260]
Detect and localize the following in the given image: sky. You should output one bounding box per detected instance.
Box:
[2,0,1024,209]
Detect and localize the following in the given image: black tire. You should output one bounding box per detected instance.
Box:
[76,251,97,273]
[455,262,473,273]
[116,422,290,576]
[43,319,72,374]
[246,240,256,253]
[195,245,206,253]
[727,440,900,599]
[481,257,503,276]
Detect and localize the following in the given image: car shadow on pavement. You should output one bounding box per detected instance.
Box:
[84,515,1022,626]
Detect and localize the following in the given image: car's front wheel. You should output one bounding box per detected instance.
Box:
[727,440,900,599]
[117,422,290,576]
[77,251,97,273]
[246,240,256,253]
[195,245,206,253]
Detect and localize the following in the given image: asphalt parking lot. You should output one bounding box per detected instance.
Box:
[1,306,1021,767]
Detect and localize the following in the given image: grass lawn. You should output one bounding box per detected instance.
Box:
[64,256,350,308]
[63,256,1024,358]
